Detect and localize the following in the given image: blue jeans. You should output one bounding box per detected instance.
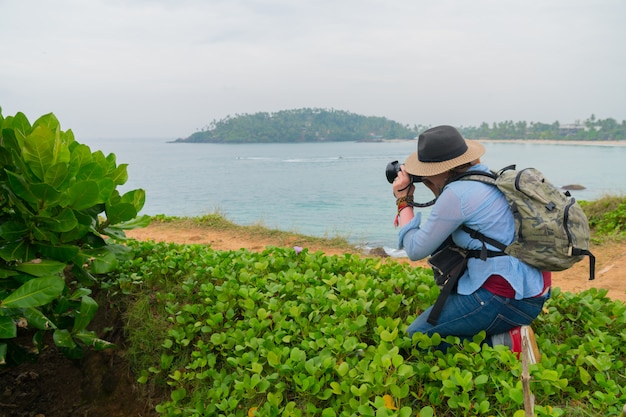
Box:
[406,287,550,349]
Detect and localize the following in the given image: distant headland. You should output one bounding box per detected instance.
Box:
[173,108,626,144]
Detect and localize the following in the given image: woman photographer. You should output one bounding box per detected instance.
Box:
[392,125,550,362]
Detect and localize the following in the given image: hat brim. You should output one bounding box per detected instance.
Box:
[404,139,485,177]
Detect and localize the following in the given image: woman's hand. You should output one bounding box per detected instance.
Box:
[392,166,415,198]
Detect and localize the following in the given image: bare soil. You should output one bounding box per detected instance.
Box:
[1,224,623,417]
[0,295,159,417]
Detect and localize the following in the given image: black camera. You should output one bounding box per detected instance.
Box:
[385,160,424,184]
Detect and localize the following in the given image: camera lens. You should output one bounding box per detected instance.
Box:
[385,161,400,183]
[385,160,423,184]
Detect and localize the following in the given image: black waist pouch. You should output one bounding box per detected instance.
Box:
[427,245,469,325]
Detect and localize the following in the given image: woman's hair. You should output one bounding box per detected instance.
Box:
[446,159,480,184]
[450,159,479,175]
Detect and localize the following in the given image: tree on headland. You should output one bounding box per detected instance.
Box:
[176,108,421,143]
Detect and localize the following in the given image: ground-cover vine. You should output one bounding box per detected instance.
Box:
[115,240,625,416]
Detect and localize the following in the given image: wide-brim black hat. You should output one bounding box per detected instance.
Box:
[404,125,485,176]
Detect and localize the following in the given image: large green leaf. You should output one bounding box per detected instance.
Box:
[0,221,28,241]
[30,182,62,207]
[57,210,94,244]
[111,163,129,185]
[96,178,115,203]
[22,307,57,330]
[73,209,96,226]
[110,214,152,230]
[102,216,150,240]
[35,243,79,262]
[76,162,103,182]
[44,162,69,188]
[0,146,12,167]
[0,276,64,308]
[81,232,107,248]
[79,247,119,274]
[14,259,66,277]
[121,188,146,212]
[70,264,96,286]
[66,180,100,210]
[22,129,54,180]
[73,295,98,331]
[53,328,76,349]
[0,240,31,263]
[38,207,78,233]
[67,144,92,179]
[40,121,70,163]
[2,112,31,142]
[69,288,92,300]
[1,130,19,157]
[0,316,17,338]
[5,170,38,205]
[100,243,133,261]
[74,330,116,350]
[105,202,137,225]
[32,112,60,133]
[31,224,59,244]
[0,269,19,279]
[101,226,127,240]
[8,147,35,181]
[90,150,108,169]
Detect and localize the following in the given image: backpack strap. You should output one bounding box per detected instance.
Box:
[571,248,596,280]
[449,164,516,182]
[450,169,511,261]
[461,225,507,260]
[450,169,498,184]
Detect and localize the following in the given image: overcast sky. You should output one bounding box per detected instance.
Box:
[1,0,625,139]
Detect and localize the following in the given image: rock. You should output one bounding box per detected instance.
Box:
[561,184,586,190]
[368,247,389,257]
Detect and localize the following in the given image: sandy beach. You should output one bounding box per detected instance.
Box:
[477,139,626,146]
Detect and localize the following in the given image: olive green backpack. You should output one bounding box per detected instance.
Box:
[456,165,595,280]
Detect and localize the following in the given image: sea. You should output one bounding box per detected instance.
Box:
[82,138,626,254]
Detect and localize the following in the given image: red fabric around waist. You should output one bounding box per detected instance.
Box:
[483,274,515,297]
[483,271,552,298]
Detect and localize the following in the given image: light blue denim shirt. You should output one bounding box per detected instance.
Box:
[398,164,544,299]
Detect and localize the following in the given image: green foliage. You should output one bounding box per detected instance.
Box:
[117,240,626,416]
[580,195,626,236]
[179,108,421,143]
[0,108,150,365]
[461,116,626,141]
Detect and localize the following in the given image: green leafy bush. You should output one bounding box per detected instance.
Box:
[580,195,626,236]
[0,108,150,365]
[118,241,625,416]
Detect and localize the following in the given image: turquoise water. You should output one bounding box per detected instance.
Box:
[84,138,626,250]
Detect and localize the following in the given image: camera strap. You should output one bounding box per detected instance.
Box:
[409,198,437,208]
